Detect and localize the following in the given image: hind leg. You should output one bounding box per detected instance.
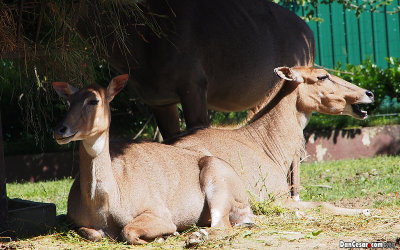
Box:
[199,156,254,228]
[288,155,301,201]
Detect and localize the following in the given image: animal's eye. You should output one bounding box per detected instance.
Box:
[317,75,330,81]
[88,99,99,105]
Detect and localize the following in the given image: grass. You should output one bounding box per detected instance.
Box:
[6,177,73,215]
[3,156,400,248]
[300,156,400,207]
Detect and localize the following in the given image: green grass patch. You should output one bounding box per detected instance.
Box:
[301,156,400,207]
[6,177,74,215]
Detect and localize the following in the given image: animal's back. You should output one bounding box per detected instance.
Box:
[186,0,315,110]
[172,128,290,198]
[119,0,315,109]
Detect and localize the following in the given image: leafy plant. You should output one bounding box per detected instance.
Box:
[335,57,400,112]
[306,58,400,131]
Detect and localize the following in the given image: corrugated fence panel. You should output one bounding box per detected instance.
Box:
[305,9,321,65]
[317,4,334,68]
[373,6,389,67]
[344,7,361,65]
[357,6,375,62]
[331,2,347,65]
[386,1,400,60]
[285,1,400,68]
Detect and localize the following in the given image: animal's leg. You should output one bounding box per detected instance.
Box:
[121,212,177,245]
[199,156,254,228]
[151,104,181,140]
[288,155,301,201]
[282,197,370,215]
[179,79,209,130]
[77,227,103,242]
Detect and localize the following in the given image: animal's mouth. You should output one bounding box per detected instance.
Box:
[351,104,368,119]
[342,91,373,120]
[54,132,77,144]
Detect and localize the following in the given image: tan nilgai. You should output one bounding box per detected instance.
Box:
[172,66,374,213]
[52,75,253,244]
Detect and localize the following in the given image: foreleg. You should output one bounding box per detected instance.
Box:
[179,78,209,130]
[121,212,177,245]
[152,104,181,141]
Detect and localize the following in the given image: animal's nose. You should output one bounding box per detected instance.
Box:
[366,90,374,100]
[55,125,68,135]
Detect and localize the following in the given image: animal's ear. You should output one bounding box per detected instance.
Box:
[106,74,129,102]
[52,82,78,99]
[274,67,304,83]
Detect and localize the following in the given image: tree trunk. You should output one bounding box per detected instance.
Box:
[0,109,8,227]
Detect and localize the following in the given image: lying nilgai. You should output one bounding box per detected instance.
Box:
[75,0,315,139]
[172,66,374,213]
[52,75,253,244]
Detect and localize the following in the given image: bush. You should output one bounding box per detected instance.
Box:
[305,58,400,131]
[335,57,400,112]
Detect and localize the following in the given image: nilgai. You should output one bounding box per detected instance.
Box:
[52,75,253,244]
[75,0,315,139]
[171,66,374,213]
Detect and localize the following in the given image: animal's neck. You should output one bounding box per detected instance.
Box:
[79,131,117,201]
[242,84,306,170]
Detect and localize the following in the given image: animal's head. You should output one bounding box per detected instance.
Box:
[52,75,129,144]
[274,66,374,119]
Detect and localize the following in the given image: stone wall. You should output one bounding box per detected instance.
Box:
[305,125,400,162]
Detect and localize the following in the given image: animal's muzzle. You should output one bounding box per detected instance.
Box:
[365,90,374,101]
[53,123,75,140]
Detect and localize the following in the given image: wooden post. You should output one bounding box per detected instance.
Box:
[0,109,7,228]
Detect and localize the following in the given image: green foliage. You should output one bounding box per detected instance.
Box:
[250,199,287,216]
[306,58,400,131]
[335,57,400,111]
[209,110,249,127]
[278,0,397,22]
[378,95,400,113]
[0,0,158,155]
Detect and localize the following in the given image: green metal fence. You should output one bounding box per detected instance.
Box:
[286,1,400,68]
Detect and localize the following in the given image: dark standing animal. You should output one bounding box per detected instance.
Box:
[76,0,315,139]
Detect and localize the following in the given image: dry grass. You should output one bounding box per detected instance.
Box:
[1,204,399,249]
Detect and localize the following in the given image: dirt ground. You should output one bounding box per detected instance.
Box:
[1,198,399,249]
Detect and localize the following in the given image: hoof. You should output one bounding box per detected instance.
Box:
[185,229,208,248]
[234,222,255,228]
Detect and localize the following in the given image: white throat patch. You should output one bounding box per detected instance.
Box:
[83,133,107,157]
[299,113,311,129]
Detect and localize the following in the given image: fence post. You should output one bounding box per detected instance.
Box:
[0,109,7,228]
